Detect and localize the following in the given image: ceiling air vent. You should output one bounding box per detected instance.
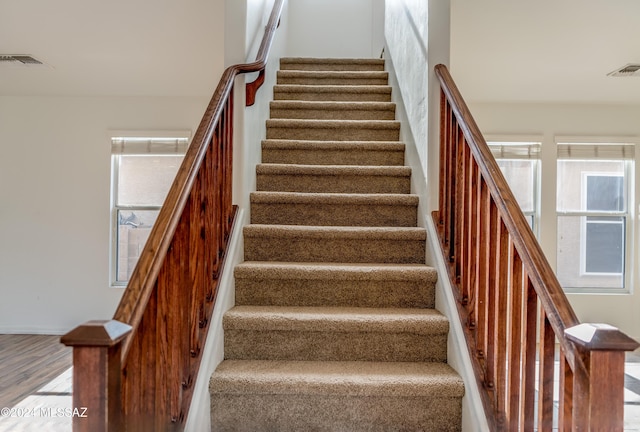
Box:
[607,64,640,77]
[0,54,46,68]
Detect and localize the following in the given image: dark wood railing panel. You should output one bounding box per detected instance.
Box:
[558,352,574,431]
[62,1,284,430]
[434,63,639,430]
[506,249,523,428]
[537,312,555,431]
[520,279,537,431]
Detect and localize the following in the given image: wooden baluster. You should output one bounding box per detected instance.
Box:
[537,310,555,432]
[460,137,472,305]
[437,90,446,228]
[226,92,235,231]
[476,180,490,362]
[466,158,479,328]
[558,350,573,431]
[211,126,222,282]
[190,161,206,355]
[566,323,639,430]
[494,221,509,419]
[453,129,465,283]
[61,320,131,432]
[202,137,215,310]
[447,114,457,259]
[442,103,453,249]
[506,249,524,430]
[519,277,537,431]
[485,201,499,393]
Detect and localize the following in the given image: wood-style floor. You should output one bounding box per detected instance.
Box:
[0,335,72,408]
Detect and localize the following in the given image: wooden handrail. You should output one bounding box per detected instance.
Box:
[61,1,285,431]
[433,64,639,430]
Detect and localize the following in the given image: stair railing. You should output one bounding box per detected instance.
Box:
[60,1,285,431]
[434,64,639,431]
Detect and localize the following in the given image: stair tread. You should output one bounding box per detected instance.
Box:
[281,57,386,65]
[267,118,399,128]
[278,70,388,78]
[262,139,404,150]
[243,224,426,239]
[270,100,395,110]
[211,360,463,397]
[274,84,391,93]
[250,191,418,205]
[235,261,436,281]
[224,305,448,334]
[256,163,411,176]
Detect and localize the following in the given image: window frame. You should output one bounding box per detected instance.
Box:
[555,138,635,294]
[109,130,190,288]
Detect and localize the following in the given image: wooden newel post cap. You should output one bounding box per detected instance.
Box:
[61,320,132,347]
[565,323,640,352]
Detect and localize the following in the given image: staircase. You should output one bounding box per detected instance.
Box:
[209,58,464,431]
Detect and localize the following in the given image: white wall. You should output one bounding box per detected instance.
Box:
[383,0,449,212]
[0,95,210,334]
[286,0,384,58]
[468,101,640,341]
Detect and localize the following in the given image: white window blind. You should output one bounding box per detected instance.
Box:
[557,143,635,160]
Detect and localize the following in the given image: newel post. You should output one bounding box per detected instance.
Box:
[565,323,639,431]
[61,320,132,432]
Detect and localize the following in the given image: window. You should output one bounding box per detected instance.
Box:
[583,174,624,274]
[556,142,634,292]
[488,141,540,233]
[110,133,189,286]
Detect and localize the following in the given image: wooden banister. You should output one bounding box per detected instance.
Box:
[61,1,285,430]
[434,63,639,430]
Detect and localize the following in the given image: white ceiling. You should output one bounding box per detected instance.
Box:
[0,0,223,97]
[450,0,640,104]
[2,0,640,104]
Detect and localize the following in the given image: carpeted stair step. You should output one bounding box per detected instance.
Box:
[256,164,411,194]
[223,306,448,362]
[250,192,418,226]
[211,56,464,431]
[243,225,426,263]
[234,262,437,308]
[277,70,389,86]
[279,57,385,71]
[210,360,463,432]
[266,119,400,141]
[261,140,405,166]
[274,84,392,102]
[270,100,395,120]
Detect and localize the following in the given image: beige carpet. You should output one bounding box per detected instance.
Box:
[209,57,464,431]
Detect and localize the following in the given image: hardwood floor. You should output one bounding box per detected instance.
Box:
[0,335,72,408]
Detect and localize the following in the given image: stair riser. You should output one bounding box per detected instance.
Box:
[257,173,410,194]
[211,394,462,432]
[262,146,404,166]
[279,61,385,72]
[270,107,395,120]
[235,279,435,308]
[244,236,425,264]
[277,76,388,86]
[274,88,391,102]
[266,125,399,141]
[224,330,447,362]
[250,201,417,227]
